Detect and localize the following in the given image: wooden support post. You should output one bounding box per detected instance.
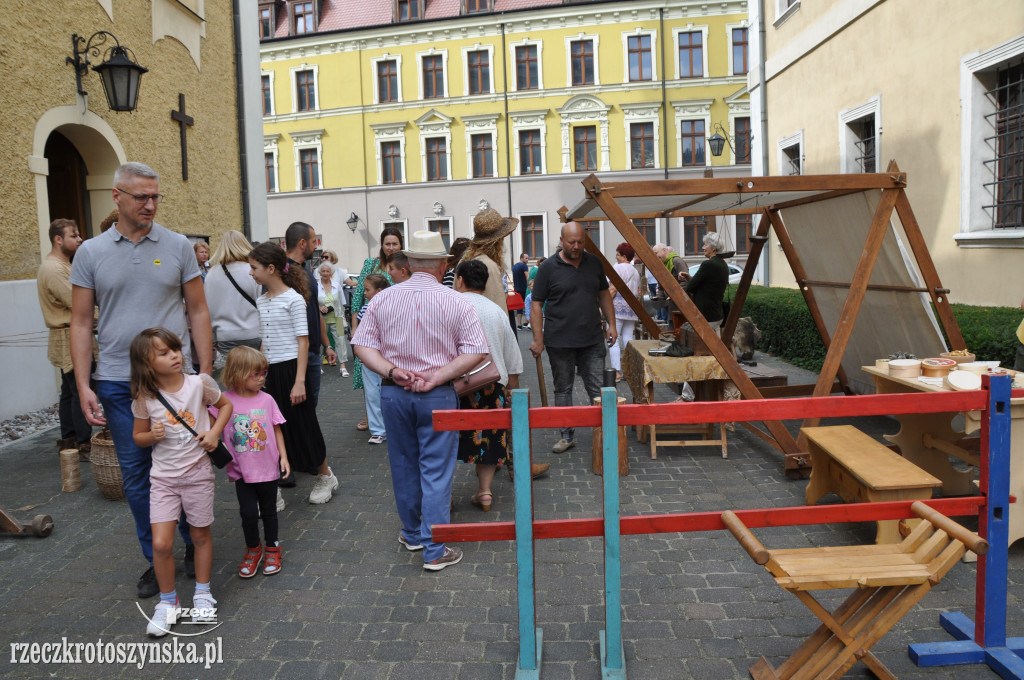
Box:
[909,374,1024,677]
[891,186,966,350]
[720,209,771,345]
[511,389,543,679]
[766,208,851,394]
[795,186,901,442]
[584,235,660,338]
[600,387,626,679]
[581,175,802,457]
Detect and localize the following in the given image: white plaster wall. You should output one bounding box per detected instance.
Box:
[0,280,58,422]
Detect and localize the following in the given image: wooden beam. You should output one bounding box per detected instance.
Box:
[800,280,930,294]
[721,209,771,346]
[582,175,802,456]
[584,232,661,337]
[891,184,966,350]
[770,188,866,211]
[569,172,907,202]
[798,184,902,440]
[767,209,852,395]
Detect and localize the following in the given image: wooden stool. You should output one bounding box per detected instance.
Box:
[722,502,988,680]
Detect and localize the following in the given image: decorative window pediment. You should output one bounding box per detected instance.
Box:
[415,109,454,133]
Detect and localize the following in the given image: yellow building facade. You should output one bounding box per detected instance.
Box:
[260,0,752,272]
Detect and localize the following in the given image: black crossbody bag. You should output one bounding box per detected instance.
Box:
[154,391,233,468]
[222,264,257,308]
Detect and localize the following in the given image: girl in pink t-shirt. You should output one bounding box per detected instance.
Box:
[215,346,290,578]
[130,328,232,637]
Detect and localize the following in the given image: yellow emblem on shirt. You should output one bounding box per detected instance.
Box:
[153,259,162,265]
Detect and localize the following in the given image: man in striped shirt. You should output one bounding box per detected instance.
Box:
[351,231,488,571]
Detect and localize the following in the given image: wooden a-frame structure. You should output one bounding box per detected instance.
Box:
[564,160,966,473]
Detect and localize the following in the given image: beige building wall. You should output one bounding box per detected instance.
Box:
[761,0,1024,307]
[0,0,254,420]
[0,0,245,283]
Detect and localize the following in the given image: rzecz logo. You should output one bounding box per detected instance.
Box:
[135,603,223,637]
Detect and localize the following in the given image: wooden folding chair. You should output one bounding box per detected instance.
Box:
[722,502,988,680]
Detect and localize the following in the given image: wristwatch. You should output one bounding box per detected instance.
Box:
[388,367,396,380]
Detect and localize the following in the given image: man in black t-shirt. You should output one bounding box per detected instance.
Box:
[529,222,617,453]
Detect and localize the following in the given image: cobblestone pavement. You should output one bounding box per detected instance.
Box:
[1,335,1021,679]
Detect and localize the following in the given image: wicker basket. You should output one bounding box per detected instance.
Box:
[90,429,125,500]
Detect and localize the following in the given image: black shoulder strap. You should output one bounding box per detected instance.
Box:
[222,264,257,308]
[154,391,201,439]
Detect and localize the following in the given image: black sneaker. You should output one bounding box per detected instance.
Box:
[137,566,159,598]
[184,544,196,579]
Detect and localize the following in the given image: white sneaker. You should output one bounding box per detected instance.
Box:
[309,469,339,504]
[191,591,217,623]
[276,487,286,512]
[146,600,176,637]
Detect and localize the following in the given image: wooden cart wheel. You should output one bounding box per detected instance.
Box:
[31,515,53,537]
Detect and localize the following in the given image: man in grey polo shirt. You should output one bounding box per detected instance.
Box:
[529,221,617,453]
[70,162,213,598]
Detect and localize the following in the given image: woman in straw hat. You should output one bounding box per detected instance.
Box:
[463,209,518,324]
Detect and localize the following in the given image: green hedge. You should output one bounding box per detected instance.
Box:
[733,286,1021,372]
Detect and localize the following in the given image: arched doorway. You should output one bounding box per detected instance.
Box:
[31,106,125,257]
[45,131,93,237]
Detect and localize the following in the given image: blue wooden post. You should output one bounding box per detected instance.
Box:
[599,387,627,680]
[909,373,1024,676]
[512,388,543,679]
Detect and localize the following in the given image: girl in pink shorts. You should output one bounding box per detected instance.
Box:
[130,328,232,637]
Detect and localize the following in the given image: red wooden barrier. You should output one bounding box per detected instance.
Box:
[432,390,1014,432]
[432,496,986,543]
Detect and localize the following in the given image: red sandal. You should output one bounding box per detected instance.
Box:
[238,544,263,579]
[263,545,282,575]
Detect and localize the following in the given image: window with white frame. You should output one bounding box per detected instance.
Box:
[512,110,547,175]
[371,122,407,185]
[289,129,324,190]
[557,95,610,173]
[289,64,319,113]
[622,102,660,170]
[775,0,800,25]
[520,213,546,257]
[416,110,452,183]
[261,72,275,116]
[426,217,452,250]
[511,39,543,91]
[726,91,752,165]
[623,29,657,83]
[371,54,403,104]
[418,48,448,100]
[463,44,494,96]
[839,95,881,174]
[673,99,712,167]
[566,33,600,87]
[578,219,601,249]
[959,35,1024,242]
[264,134,280,192]
[463,113,498,179]
[674,26,708,79]
[777,130,804,176]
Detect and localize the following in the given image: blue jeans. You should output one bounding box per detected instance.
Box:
[363,368,386,437]
[546,343,606,442]
[380,385,458,562]
[96,381,191,564]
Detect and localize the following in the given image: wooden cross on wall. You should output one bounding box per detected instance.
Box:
[171,93,194,181]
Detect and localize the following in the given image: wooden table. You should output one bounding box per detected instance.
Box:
[861,365,1024,551]
[622,340,788,459]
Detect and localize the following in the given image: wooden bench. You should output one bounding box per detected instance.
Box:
[802,425,942,544]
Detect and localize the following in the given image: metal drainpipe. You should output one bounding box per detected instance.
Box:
[758,0,770,286]
[660,7,669,180]
[232,0,252,239]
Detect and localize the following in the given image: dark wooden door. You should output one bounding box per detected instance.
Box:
[45,131,93,238]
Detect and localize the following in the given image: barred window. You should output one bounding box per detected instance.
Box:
[985,61,1023,228]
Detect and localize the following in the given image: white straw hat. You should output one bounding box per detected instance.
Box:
[402,230,448,258]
